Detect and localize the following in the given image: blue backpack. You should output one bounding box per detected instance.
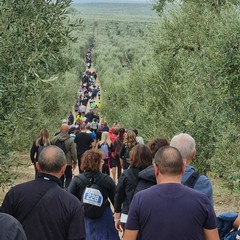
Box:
[217,212,239,240]
[100,143,109,159]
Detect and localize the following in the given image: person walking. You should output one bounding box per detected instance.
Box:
[134,137,169,193]
[30,128,51,176]
[98,132,113,176]
[114,128,125,178]
[170,133,214,205]
[74,125,94,173]
[120,130,138,170]
[124,146,219,240]
[114,144,152,234]
[51,123,77,188]
[109,127,119,182]
[1,146,85,240]
[68,149,119,240]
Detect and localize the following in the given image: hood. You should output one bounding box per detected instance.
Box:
[109,127,115,134]
[138,165,156,183]
[56,132,71,141]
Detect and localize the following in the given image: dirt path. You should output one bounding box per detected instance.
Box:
[1,153,239,214]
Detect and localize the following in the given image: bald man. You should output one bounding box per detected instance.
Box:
[124,146,219,240]
[0,146,85,240]
[51,123,77,188]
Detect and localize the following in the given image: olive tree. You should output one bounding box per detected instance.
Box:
[0,0,82,187]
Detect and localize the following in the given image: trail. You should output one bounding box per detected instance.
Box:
[0,43,239,216]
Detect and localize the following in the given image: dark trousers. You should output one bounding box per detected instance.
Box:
[115,154,122,179]
[60,165,72,189]
[102,158,110,175]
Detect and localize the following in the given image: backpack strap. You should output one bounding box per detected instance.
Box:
[94,174,108,186]
[95,174,109,204]
[21,184,59,224]
[184,171,200,188]
[76,173,107,191]
[76,173,90,187]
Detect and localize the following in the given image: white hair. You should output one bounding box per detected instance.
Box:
[170,133,196,161]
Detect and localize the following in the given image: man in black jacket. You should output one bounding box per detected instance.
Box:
[0,146,85,240]
[0,213,27,240]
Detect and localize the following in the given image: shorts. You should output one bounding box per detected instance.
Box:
[110,155,117,168]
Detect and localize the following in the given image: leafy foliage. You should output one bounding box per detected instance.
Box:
[91,2,240,191]
[0,0,83,187]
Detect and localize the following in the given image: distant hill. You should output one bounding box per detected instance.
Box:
[71,1,157,21]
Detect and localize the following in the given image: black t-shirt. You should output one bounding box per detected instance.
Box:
[74,132,94,156]
[126,183,217,240]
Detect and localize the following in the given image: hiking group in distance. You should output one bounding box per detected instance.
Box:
[0,47,239,240]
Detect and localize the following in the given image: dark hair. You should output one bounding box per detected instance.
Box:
[118,128,125,138]
[125,130,137,149]
[86,124,91,130]
[113,128,119,135]
[130,144,152,169]
[81,149,103,172]
[80,125,86,130]
[154,146,183,175]
[132,129,138,136]
[148,138,169,158]
[38,146,66,173]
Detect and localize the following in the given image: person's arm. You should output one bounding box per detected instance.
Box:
[30,142,37,163]
[70,141,77,167]
[68,177,80,198]
[203,228,219,240]
[107,176,116,205]
[89,136,94,148]
[0,188,15,216]
[195,175,214,206]
[123,230,139,240]
[114,174,127,232]
[233,214,240,229]
[114,174,127,213]
[114,212,122,232]
[119,144,125,159]
[74,134,78,143]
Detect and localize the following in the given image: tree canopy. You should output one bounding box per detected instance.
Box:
[97,0,240,190]
[0,0,83,187]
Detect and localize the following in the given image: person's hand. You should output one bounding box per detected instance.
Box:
[72,163,77,175]
[115,219,122,232]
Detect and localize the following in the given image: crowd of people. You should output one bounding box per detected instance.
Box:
[0,49,239,240]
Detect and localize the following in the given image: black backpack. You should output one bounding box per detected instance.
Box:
[54,139,68,153]
[37,145,46,158]
[77,174,108,219]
